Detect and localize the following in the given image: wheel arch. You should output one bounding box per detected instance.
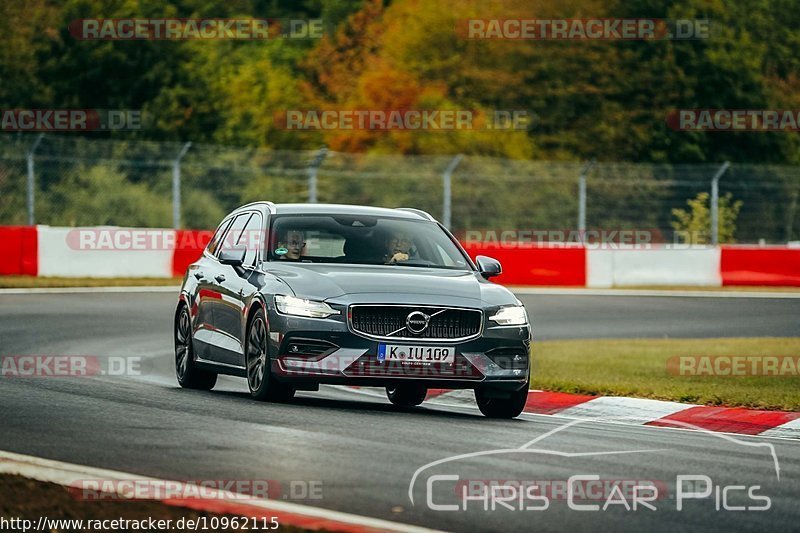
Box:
[245,294,269,342]
[175,293,191,327]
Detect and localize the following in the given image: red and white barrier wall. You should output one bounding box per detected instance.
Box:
[0,226,37,276]
[37,226,175,278]
[460,242,800,287]
[1,226,799,286]
[585,247,722,287]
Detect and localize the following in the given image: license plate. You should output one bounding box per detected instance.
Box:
[377,344,454,365]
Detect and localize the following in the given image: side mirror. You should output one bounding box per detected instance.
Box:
[219,246,247,267]
[475,255,502,279]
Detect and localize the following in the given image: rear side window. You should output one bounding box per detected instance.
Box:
[217,213,252,257]
[206,218,233,256]
[239,212,263,266]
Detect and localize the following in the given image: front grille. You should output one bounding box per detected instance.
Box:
[350,305,482,340]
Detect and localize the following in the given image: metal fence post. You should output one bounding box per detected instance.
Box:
[577,160,595,233]
[442,154,463,230]
[26,134,44,226]
[786,187,799,242]
[307,147,328,203]
[172,142,192,229]
[710,161,730,245]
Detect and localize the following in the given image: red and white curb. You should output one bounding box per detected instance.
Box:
[0,450,439,533]
[422,389,800,439]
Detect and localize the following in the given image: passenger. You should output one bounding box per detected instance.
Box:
[384,231,414,264]
[276,229,306,261]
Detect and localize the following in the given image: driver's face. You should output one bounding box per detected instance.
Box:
[387,232,412,254]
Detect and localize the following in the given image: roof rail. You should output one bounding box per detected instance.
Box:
[234,201,277,214]
[396,207,437,221]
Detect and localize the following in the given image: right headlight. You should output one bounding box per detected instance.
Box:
[275,295,340,319]
[489,305,528,326]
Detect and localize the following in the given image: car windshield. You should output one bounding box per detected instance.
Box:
[267,214,472,270]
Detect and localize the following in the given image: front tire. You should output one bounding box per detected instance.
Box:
[386,385,427,407]
[175,305,217,390]
[475,381,529,419]
[246,308,295,402]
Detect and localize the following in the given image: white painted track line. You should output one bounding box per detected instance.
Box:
[0,450,441,533]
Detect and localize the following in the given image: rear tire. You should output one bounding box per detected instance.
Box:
[246,308,295,402]
[475,381,529,419]
[386,385,427,407]
[175,305,217,390]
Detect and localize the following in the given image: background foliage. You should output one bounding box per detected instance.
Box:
[2,0,799,162]
[1,0,798,238]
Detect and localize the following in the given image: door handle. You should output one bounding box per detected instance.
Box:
[193,271,204,280]
[214,274,226,283]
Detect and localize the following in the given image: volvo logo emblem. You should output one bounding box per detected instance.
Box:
[406,311,430,334]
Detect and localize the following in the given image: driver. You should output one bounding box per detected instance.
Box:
[384,230,414,264]
[276,229,306,261]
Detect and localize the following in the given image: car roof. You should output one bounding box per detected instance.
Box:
[235,202,436,221]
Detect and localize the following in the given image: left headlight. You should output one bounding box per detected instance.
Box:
[489,305,528,326]
[275,295,340,318]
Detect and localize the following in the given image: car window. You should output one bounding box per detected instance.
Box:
[216,213,251,257]
[206,217,233,256]
[238,212,263,266]
[267,214,471,270]
[305,230,345,258]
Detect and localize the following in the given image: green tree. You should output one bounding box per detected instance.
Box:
[671,191,743,244]
[42,165,171,227]
[0,0,58,107]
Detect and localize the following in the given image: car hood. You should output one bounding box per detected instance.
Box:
[263,263,516,306]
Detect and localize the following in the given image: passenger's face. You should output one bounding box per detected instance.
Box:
[387,232,412,254]
[283,230,305,259]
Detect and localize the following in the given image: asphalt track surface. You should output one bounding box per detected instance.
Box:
[519,292,800,339]
[1,291,799,532]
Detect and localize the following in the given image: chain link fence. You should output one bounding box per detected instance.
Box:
[1,134,798,243]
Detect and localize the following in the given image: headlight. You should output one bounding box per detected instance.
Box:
[275,295,340,318]
[489,305,528,326]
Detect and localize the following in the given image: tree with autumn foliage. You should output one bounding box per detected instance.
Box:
[1,0,799,163]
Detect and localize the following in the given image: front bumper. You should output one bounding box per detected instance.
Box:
[267,305,531,390]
